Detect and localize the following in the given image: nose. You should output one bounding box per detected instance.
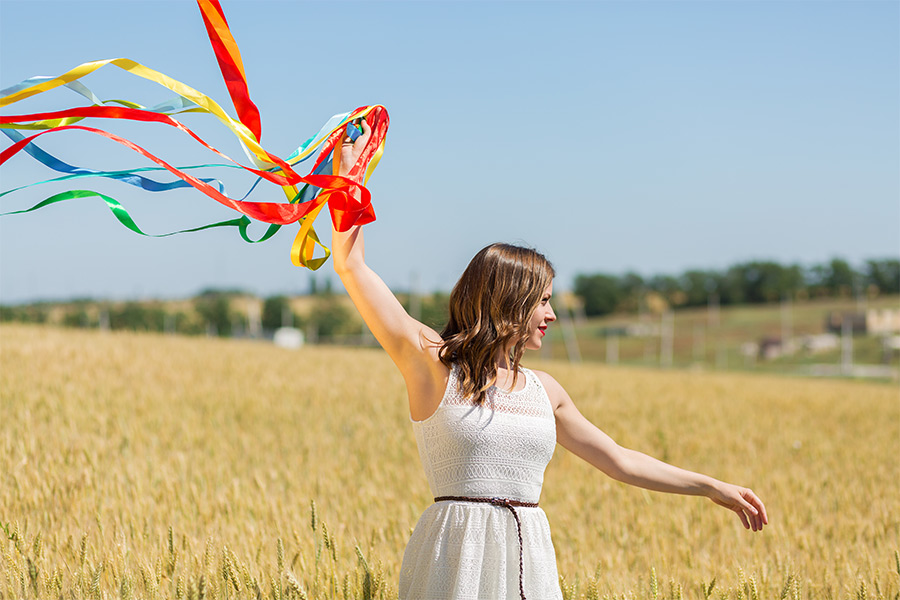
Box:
[547,303,557,322]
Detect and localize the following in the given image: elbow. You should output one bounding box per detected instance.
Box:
[332,256,351,278]
[602,444,637,483]
[332,254,363,280]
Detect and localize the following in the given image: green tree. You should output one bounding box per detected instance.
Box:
[733,261,797,303]
[420,292,450,331]
[647,274,683,306]
[62,307,91,328]
[865,259,899,294]
[710,269,742,305]
[308,295,352,339]
[262,295,299,330]
[615,272,645,312]
[109,302,166,331]
[574,274,621,316]
[804,263,831,298]
[195,294,233,336]
[680,270,716,306]
[6,305,49,323]
[824,258,857,297]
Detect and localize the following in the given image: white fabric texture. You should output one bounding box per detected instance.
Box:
[399,365,563,599]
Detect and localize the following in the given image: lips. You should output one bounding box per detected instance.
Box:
[538,326,546,336]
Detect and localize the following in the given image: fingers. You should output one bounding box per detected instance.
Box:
[738,489,768,532]
[747,489,769,526]
[354,118,372,149]
[739,488,768,531]
[714,485,767,532]
[342,118,371,150]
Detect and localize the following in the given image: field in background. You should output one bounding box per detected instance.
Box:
[1,324,898,599]
[5,294,898,382]
[540,295,900,378]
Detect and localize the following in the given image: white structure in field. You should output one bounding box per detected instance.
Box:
[866,308,900,335]
[273,327,304,349]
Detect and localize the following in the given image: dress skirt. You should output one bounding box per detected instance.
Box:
[399,500,562,600]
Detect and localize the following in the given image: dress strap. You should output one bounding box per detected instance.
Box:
[433,496,538,600]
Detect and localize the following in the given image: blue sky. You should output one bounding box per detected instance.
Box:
[1,0,897,303]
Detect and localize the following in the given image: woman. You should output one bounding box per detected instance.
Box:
[332,121,767,600]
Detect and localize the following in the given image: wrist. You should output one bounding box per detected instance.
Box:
[699,476,723,499]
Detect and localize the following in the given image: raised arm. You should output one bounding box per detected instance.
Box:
[330,120,446,415]
[332,223,435,364]
[536,371,768,532]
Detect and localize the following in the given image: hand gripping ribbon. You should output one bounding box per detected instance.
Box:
[0,0,389,270]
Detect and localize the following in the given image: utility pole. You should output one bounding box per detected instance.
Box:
[660,310,674,368]
[708,292,720,369]
[707,292,720,329]
[606,335,619,365]
[693,324,705,363]
[164,313,176,335]
[781,295,793,351]
[247,301,261,338]
[640,293,654,364]
[841,317,853,375]
[558,295,582,364]
[409,271,422,322]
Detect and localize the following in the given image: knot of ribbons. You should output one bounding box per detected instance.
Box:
[0,0,388,270]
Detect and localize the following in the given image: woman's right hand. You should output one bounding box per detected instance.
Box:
[338,118,372,179]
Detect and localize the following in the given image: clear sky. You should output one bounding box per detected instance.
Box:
[1,0,897,303]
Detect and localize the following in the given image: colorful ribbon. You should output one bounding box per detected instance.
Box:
[0,0,388,269]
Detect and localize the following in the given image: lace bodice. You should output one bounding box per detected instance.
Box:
[410,365,556,504]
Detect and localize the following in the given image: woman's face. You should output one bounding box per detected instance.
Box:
[524,283,556,351]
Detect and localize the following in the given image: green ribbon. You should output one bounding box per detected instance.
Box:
[1,189,281,243]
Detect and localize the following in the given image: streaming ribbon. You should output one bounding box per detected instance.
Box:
[0,0,388,269]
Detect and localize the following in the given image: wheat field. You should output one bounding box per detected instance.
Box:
[1,324,897,599]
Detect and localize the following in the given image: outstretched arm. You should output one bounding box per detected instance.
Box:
[538,371,768,532]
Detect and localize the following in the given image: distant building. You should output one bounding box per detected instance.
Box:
[866,308,900,335]
[825,309,900,335]
[825,312,867,335]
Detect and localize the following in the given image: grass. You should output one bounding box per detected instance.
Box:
[1,324,898,599]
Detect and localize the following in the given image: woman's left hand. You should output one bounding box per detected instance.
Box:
[709,483,769,532]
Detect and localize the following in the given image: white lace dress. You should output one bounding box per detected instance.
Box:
[399,365,563,599]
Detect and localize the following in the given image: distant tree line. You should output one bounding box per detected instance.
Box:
[574,258,899,316]
[0,285,458,343]
[0,288,358,341]
[4,257,896,331]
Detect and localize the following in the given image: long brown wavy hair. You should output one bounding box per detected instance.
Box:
[438,243,555,405]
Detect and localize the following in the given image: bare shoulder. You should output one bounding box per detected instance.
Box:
[530,369,570,411]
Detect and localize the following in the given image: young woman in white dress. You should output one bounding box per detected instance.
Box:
[332,121,768,600]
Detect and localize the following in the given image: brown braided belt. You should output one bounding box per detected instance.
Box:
[433,496,539,600]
